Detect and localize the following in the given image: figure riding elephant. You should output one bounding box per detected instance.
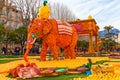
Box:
[24,18,78,62]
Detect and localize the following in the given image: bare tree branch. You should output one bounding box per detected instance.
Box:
[10,0,42,27]
[50,2,76,21]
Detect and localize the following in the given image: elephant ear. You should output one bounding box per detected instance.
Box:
[42,20,52,35]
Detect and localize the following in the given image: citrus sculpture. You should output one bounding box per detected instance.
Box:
[24,0,78,62]
[24,18,78,62]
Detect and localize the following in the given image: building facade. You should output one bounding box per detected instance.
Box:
[0,0,22,30]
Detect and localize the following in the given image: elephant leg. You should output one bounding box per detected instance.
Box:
[49,46,59,60]
[64,47,71,59]
[40,42,48,61]
[69,46,76,59]
[69,28,77,59]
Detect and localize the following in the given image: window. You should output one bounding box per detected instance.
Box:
[2,20,4,23]
[8,22,12,29]
[0,19,4,23]
[16,14,18,21]
[9,12,12,18]
[16,10,18,13]
[2,10,6,16]
[15,23,18,29]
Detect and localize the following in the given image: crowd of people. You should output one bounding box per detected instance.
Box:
[100,47,120,53]
[1,45,40,55]
[1,46,21,55]
[1,45,120,55]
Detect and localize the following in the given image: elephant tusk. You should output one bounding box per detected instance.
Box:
[30,38,36,44]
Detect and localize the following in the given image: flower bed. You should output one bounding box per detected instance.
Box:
[108,54,120,59]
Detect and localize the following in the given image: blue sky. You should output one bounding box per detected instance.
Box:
[49,0,120,31]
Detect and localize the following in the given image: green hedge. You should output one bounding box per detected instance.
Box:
[99,52,108,54]
[0,55,22,58]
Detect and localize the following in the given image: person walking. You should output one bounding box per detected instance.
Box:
[14,46,20,55]
[2,46,7,54]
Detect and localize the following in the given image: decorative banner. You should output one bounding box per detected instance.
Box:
[74,24,82,32]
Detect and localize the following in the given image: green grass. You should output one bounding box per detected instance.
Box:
[0,55,22,58]
[0,55,22,64]
[7,73,88,80]
[99,52,108,54]
[93,60,109,65]
[93,60,120,65]
[0,60,15,64]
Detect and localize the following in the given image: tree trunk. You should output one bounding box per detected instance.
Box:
[5,39,8,54]
[20,40,25,55]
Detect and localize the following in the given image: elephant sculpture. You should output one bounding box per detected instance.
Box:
[24,18,78,62]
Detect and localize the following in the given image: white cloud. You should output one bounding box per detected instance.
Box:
[49,0,120,31]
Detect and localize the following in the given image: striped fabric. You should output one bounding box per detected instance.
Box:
[57,23,72,35]
[56,20,63,25]
[56,20,71,26]
[56,20,72,35]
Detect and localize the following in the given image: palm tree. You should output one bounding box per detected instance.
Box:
[104,25,113,38]
[101,38,116,52]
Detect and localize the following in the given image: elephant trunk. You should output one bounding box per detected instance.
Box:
[24,49,30,62]
[24,38,36,62]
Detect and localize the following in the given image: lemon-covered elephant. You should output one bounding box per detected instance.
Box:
[24,18,78,62]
